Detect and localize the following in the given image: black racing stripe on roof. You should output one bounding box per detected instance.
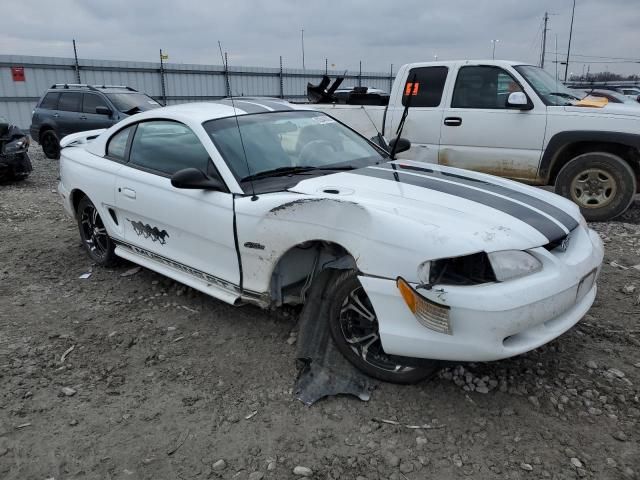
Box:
[388,163,578,231]
[354,167,567,242]
[217,100,268,114]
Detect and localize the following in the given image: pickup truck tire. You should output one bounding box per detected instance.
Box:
[554,152,636,222]
[327,270,440,384]
[41,130,60,160]
[76,196,117,266]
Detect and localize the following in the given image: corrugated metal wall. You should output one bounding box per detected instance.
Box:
[0,55,395,129]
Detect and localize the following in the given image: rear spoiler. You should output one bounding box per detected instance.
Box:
[60,129,106,148]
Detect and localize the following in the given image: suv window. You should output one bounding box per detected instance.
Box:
[402,66,448,107]
[58,92,82,112]
[106,126,134,161]
[39,92,60,110]
[83,93,109,114]
[451,66,522,109]
[129,121,209,176]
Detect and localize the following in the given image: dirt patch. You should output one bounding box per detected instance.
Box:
[1,147,639,479]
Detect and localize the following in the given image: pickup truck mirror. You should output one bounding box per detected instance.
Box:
[95,106,112,116]
[389,137,411,154]
[171,168,226,191]
[506,92,532,110]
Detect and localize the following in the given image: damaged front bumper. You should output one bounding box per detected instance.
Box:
[0,152,32,179]
[360,226,604,362]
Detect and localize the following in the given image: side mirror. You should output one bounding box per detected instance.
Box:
[389,137,411,154]
[171,168,226,191]
[636,95,640,104]
[96,106,112,116]
[506,92,532,110]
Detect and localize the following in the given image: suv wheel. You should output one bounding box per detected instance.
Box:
[554,152,636,222]
[41,130,60,159]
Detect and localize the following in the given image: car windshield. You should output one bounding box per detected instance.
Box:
[106,92,161,114]
[514,65,582,106]
[203,110,386,183]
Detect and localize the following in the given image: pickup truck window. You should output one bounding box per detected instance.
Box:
[514,65,581,106]
[129,121,210,176]
[402,66,448,107]
[451,66,522,109]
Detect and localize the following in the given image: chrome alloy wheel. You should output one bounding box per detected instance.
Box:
[80,204,109,258]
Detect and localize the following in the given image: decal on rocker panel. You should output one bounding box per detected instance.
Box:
[127,219,170,245]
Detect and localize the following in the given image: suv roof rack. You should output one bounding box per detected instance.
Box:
[50,84,138,92]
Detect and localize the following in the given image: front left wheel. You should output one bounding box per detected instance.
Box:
[327,270,440,384]
[76,196,117,266]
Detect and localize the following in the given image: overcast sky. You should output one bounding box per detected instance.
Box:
[2,0,639,76]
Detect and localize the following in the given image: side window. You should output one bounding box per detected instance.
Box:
[451,66,522,109]
[401,66,448,107]
[129,121,210,176]
[39,92,60,110]
[106,126,133,161]
[83,94,108,114]
[58,92,82,112]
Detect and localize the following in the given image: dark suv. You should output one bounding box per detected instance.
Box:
[30,84,161,159]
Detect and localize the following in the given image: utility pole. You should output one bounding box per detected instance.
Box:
[491,39,499,60]
[72,39,81,83]
[159,48,167,105]
[541,12,549,68]
[555,34,559,80]
[301,28,305,71]
[564,0,576,81]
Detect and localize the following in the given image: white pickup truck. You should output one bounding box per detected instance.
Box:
[313,60,640,221]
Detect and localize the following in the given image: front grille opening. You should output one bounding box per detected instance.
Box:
[429,252,496,286]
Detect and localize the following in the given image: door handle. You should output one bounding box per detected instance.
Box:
[444,117,462,126]
[79,115,87,120]
[121,187,136,199]
[53,113,59,118]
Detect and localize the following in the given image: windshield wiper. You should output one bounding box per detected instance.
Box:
[241,165,355,182]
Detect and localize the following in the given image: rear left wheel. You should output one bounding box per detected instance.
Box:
[76,196,117,266]
[327,270,440,384]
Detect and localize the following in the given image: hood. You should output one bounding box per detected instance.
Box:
[564,102,640,116]
[288,160,580,254]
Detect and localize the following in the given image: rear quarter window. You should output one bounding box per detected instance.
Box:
[39,92,60,110]
[402,66,448,107]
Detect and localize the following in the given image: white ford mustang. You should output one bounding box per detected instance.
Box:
[58,99,603,383]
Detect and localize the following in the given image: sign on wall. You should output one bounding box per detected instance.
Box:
[11,66,25,82]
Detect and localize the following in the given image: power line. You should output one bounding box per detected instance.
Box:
[548,51,640,62]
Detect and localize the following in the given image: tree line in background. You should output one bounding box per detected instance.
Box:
[569,71,640,82]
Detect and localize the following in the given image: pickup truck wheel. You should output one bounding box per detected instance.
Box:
[41,130,60,160]
[327,270,440,384]
[554,152,636,222]
[77,196,117,266]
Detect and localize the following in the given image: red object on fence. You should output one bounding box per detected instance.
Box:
[11,66,25,82]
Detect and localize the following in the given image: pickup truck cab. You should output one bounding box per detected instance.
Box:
[313,60,640,221]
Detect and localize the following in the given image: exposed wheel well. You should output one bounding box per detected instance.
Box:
[70,189,88,215]
[548,142,640,189]
[269,240,357,307]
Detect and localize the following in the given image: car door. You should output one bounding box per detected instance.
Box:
[385,65,448,163]
[81,93,115,130]
[438,65,547,182]
[56,91,83,137]
[114,120,240,293]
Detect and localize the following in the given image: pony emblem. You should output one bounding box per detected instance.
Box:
[127,219,170,245]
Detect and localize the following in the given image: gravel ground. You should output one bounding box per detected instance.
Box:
[1,146,639,480]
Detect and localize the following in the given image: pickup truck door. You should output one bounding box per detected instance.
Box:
[438,65,547,183]
[385,65,448,163]
[113,120,240,297]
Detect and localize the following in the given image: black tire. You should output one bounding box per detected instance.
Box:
[554,152,636,222]
[327,270,440,384]
[41,130,60,160]
[76,196,117,266]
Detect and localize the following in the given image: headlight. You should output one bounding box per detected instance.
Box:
[487,250,542,282]
[3,136,29,154]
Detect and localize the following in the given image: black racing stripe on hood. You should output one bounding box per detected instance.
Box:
[389,163,579,231]
[354,167,567,242]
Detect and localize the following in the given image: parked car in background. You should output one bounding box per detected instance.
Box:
[57,100,603,383]
[0,115,31,181]
[30,84,161,159]
[618,87,640,102]
[311,60,640,221]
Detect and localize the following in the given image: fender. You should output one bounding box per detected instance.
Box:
[539,130,640,182]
